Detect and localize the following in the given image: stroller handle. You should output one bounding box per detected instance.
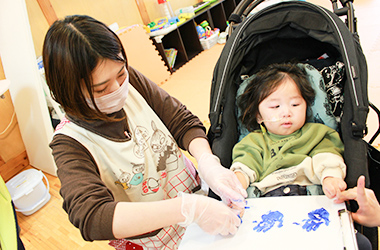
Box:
[331,0,356,33]
[228,0,265,31]
[228,0,357,35]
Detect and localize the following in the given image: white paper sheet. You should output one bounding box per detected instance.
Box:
[179,195,357,250]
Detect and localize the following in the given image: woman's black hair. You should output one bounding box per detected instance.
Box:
[43,15,128,121]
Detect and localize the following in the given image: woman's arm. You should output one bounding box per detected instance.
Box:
[51,134,117,241]
[113,191,243,238]
[112,198,185,238]
[188,137,213,161]
[53,135,185,240]
[52,132,242,241]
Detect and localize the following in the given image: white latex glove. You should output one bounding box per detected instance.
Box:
[197,153,247,208]
[178,192,241,235]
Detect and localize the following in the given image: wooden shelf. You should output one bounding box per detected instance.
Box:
[151,0,241,73]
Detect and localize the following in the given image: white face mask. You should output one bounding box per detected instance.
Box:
[86,74,129,114]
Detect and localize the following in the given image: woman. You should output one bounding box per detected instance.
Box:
[43,15,246,249]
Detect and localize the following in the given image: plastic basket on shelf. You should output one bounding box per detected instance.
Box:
[200,31,219,50]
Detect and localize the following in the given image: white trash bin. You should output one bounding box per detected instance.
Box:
[6,169,51,216]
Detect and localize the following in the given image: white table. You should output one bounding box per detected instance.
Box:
[179,195,357,250]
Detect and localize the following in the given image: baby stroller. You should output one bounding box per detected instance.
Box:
[207,0,379,248]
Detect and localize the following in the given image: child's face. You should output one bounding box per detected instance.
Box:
[256,78,307,136]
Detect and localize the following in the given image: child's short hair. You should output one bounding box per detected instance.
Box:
[43,15,127,121]
[238,62,315,131]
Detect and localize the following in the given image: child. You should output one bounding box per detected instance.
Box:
[231,63,347,199]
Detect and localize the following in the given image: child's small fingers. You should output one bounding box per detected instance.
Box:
[329,190,337,199]
[324,189,332,198]
[339,181,347,191]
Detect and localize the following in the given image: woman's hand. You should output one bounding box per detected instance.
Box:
[188,138,247,209]
[178,192,241,235]
[197,153,248,208]
[334,176,380,227]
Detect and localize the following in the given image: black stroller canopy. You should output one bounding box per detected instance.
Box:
[211,1,367,116]
[208,1,369,189]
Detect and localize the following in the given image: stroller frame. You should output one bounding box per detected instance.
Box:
[229,0,357,34]
[207,0,378,248]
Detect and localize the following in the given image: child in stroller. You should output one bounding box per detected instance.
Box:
[231,62,347,198]
[207,0,375,247]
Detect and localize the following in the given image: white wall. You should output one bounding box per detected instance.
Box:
[0,0,57,175]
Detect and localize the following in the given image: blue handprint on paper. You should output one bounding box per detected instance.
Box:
[301,207,330,232]
[253,207,330,233]
[253,210,284,233]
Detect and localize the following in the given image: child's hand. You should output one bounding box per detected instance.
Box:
[322,177,347,199]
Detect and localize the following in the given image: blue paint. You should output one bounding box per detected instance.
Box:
[253,210,284,233]
[237,214,242,223]
[244,201,251,209]
[231,198,246,208]
[232,199,244,204]
[300,207,330,232]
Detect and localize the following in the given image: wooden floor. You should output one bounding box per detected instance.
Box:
[17,166,111,249]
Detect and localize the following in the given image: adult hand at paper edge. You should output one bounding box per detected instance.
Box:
[334,175,380,227]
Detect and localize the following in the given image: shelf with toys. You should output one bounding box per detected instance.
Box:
[149,0,242,73]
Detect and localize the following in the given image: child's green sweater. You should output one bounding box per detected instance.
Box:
[231,123,346,194]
